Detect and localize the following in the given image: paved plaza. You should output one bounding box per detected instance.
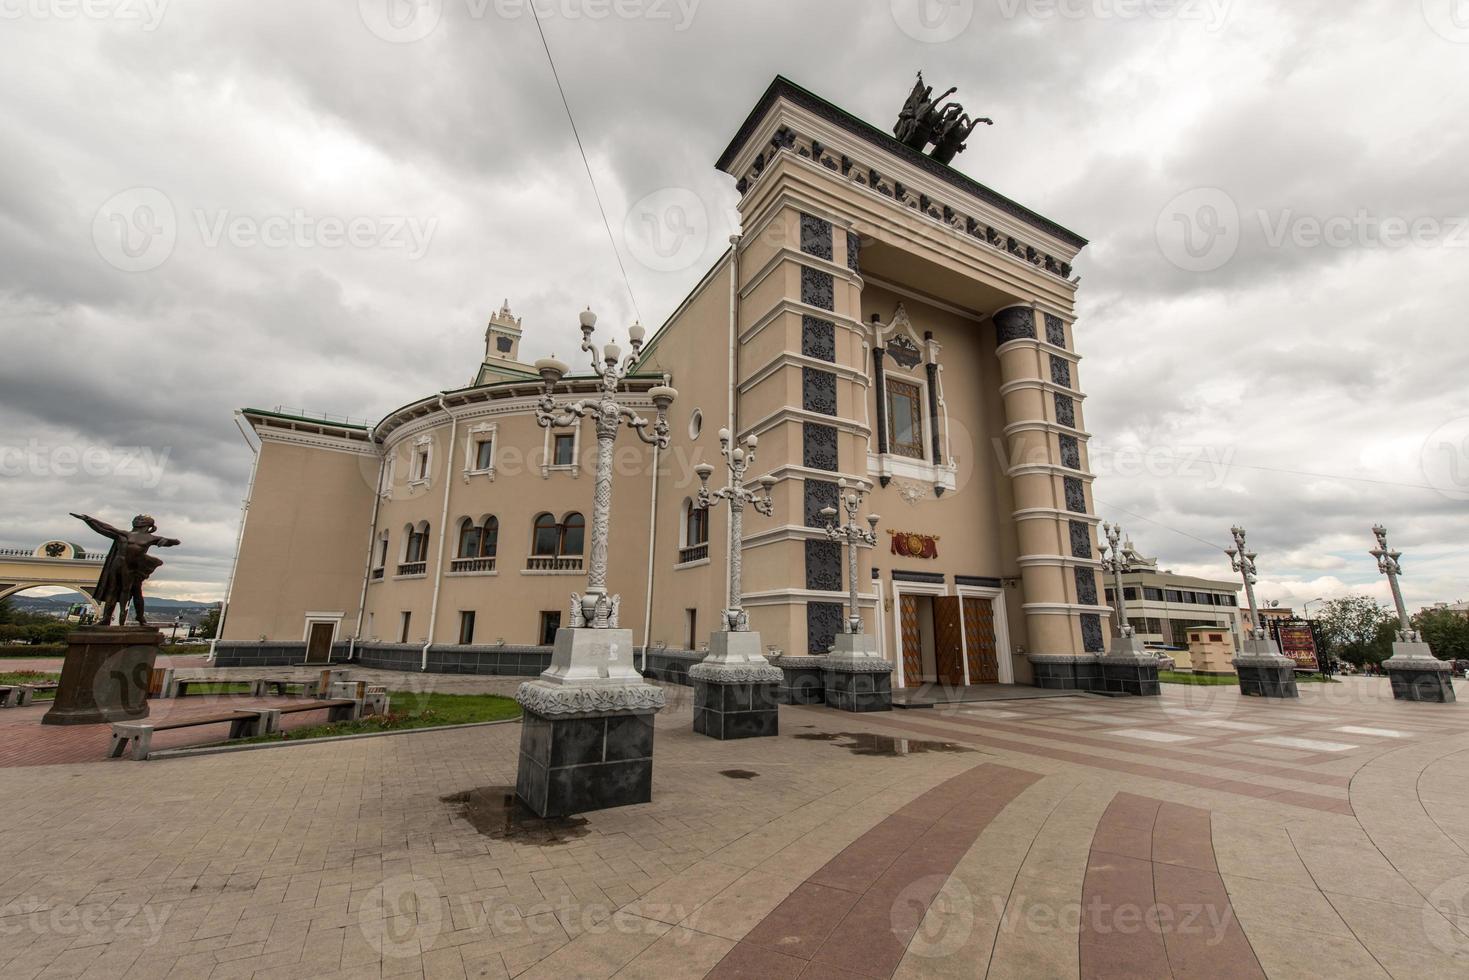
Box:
[1,675,1468,979]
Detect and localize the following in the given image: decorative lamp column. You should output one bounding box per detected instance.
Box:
[1097,521,1159,696]
[1225,525,1298,699]
[513,309,676,817]
[817,479,895,711]
[1372,525,1455,702]
[688,430,783,739]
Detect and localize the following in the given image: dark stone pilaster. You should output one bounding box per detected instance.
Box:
[823,668,893,712]
[515,710,655,817]
[1235,661,1300,699]
[1386,665,1457,702]
[693,679,780,739]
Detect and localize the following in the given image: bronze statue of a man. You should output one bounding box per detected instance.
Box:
[70,513,180,626]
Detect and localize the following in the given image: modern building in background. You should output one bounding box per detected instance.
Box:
[1102,537,1244,651]
[217,76,1110,689]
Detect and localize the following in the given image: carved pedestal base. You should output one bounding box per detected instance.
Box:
[770,655,828,705]
[1234,642,1299,699]
[1099,655,1161,698]
[1027,654,1100,692]
[43,626,161,726]
[690,631,782,740]
[513,627,665,818]
[1384,642,1456,703]
[823,634,894,712]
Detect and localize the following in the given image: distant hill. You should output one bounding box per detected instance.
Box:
[5,594,219,623]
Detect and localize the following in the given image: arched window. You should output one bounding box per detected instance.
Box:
[410,521,430,562]
[532,513,559,556]
[560,512,585,555]
[480,516,499,557]
[683,498,709,547]
[456,518,480,559]
[376,531,390,568]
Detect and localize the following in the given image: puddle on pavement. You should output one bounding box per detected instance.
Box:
[792,731,973,756]
[720,769,759,779]
[440,786,589,845]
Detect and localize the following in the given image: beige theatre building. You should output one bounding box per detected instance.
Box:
[217,76,1109,693]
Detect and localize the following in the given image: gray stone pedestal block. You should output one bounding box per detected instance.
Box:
[43,626,161,726]
[513,627,666,817]
[822,634,894,712]
[1234,645,1299,699]
[1027,654,1100,691]
[689,631,782,739]
[770,655,828,704]
[1099,655,1161,696]
[1384,642,1456,702]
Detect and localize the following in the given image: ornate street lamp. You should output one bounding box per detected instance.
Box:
[1370,524,1455,702]
[1094,521,1156,694]
[513,308,677,817]
[820,478,880,636]
[688,428,782,739]
[1224,525,1298,699]
[817,479,894,711]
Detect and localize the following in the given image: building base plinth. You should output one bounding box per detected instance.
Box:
[1027,654,1100,692]
[43,626,161,726]
[1099,646,1162,697]
[822,634,894,712]
[770,655,828,705]
[1384,642,1456,702]
[513,627,666,817]
[1234,643,1299,699]
[689,632,782,739]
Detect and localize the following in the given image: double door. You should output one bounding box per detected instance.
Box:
[898,594,1000,687]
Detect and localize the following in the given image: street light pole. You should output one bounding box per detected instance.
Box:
[817,479,893,711]
[820,478,880,635]
[1370,524,1454,701]
[1224,524,1299,698]
[695,429,775,632]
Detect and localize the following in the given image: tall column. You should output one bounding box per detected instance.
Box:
[992,304,1104,691]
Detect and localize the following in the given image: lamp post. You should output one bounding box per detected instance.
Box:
[695,429,775,632]
[1095,521,1156,694]
[1371,524,1455,702]
[1303,596,1324,621]
[817,479,894,712]
[688,429,782,739]
[513,308,677,817]
[1224,525,1298,698]
[1099,522,1135,639]
[820,478,880,636]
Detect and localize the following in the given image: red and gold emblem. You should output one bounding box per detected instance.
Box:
[890,530,939,559]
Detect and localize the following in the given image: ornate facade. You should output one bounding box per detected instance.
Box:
[218,76,1106,688]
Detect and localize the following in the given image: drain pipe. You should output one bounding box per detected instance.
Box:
[422,396,457,671]
[349,451,388,663]
[725,235,740,610]
[640,437,661,673]
[211,412,260,660]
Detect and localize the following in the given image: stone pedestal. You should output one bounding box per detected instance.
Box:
[1098,636,1161,696]
[822,633,894,712]
[1028,654,1100,691]
[1234,640,1299,699]
[770,655,828,704]
[690,632,781,740]
[514,627,666,818]
[1383,642,1456,703]
[43,626,161,726]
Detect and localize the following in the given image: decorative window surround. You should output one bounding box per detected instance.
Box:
[540,420,582,478]
[407,434,434,488]
[462,422,498,482]
[867,452,957,494]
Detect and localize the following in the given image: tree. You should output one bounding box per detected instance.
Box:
[0,597,12,625]
[1315,595,1395,666]
[197,605,222,640]
[1414,607,1469,662]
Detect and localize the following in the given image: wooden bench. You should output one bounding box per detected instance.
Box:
[273,698,361,724]
[109,708,279,761]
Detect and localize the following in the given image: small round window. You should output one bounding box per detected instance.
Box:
[688,408,703,440]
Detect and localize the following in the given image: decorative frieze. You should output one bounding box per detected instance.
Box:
[801,267,834,311]
[1049,355,1072,388]
[806,601,844,655]
[1064,476,1087,514]
[800,213,833,260]
[802,367,838,415]
[1045,313,1067,348]
[886,334,922,368]
[805,539,843,591]
[1054,393,1076,429]
[514,682,666,717]
[1069,520,1093,559]
[801,315,836,361]
[1059,434,1081,470]
[994,307,1036,345]
[803,422,838,471]
[804,478,839,527]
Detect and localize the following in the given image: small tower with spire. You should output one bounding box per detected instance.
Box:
[485,299,523,363]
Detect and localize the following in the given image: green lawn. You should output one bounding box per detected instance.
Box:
[1159,670,1340,686]
[0,670,59,686]
[234,690,521,745]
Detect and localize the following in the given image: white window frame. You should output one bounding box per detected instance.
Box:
[408,434,434,488]
[541,421,582,478]
[463,422,498,481]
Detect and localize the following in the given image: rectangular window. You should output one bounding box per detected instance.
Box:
[474,439,493,470]
[458,610,475,645]
[1165,590,1183,603]
[885,378,924,459]
[1123,587,1140,601]
[399,611,411,643]
[414,449,429,480]
[1143,587,1163,602]
[553,433,576,466]
[539,611,561,646]
[685,608,698,650]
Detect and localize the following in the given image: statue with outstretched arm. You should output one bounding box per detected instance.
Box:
[70,513,180,626]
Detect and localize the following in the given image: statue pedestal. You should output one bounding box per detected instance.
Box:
[43,626,161,726]
[822,634,894,712]
[1383,641,1456,703]
[770,655,829,705]
[1234,639,1298,699]
[690,631,781,740]
[1099,635,1161,696]
[513,627,665,818]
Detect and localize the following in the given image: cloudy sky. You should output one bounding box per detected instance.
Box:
[1,0,1465,614]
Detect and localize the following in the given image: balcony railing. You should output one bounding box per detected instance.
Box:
[678,543,709,564]
[396,561,427,576]
[525,555,584,572]
[450,556,497,573]
[370,567,384,580]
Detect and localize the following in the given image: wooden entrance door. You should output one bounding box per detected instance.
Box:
[899,594,923,687]
[962,597,1000,683]
[305,622,334,665]
[933,597,966,686]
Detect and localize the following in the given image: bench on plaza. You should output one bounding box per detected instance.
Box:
[0,683,59,708]
[249,677,321,698]
[109,708,279,761]
[273,698,362,724]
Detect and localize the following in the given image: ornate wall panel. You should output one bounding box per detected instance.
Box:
[804,478,839,527]
[993,307,1036,344]
[803,422,838,471]
[800,213,833,260]
[807,601,844,655]
[801,267,834,310]
[803,367,837,415]
[804,539,843,592]
[802,315,836,362]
